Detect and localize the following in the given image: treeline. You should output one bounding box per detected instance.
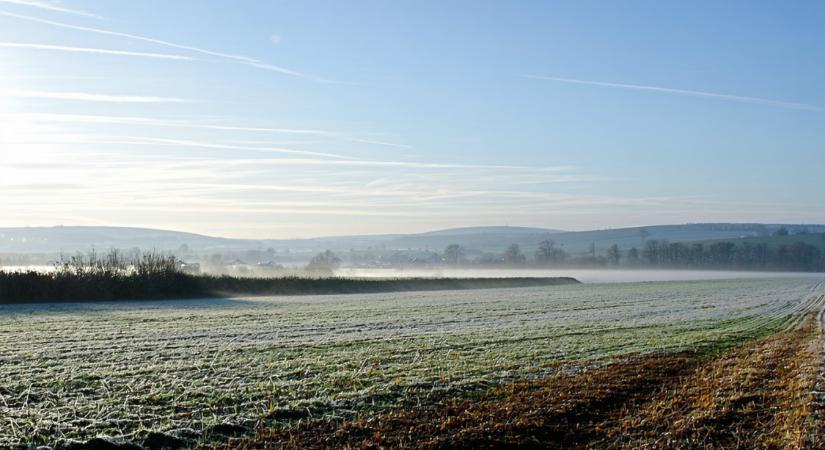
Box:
[0,250,200,303]
[440,235,825,272]
[629,239,824,272]
[0,250,578,304]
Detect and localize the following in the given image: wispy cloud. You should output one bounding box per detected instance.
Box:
[0,42,195,60]
[3,89,190,103]
[0,0,102,19]
[112,136,356,160]
[129,154,574,172]
[0,9,332,82]
[0,156,635,207]
[524,75,825,112]
[2,151,716,236]
[244,62,334,84]
[18,113,412,149]
[0,10,254,62]
[342,137,413,150]
[12,134,568,172]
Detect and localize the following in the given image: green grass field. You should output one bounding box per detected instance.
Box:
[0,278,822,448]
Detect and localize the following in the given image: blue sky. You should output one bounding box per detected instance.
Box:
[1,0,823,238]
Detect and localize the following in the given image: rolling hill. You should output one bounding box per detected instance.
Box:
[0,223,823,257]
[0,226,262,254]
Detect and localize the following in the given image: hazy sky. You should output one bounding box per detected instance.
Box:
[1,0,823,238]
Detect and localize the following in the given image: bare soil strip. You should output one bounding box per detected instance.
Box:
[605,310,824,450]
[218,307,825,450]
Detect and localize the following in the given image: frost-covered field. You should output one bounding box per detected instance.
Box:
[0,278,822,446]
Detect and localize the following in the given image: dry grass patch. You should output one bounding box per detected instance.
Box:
[602,311,824,449]
[222,353,700,449]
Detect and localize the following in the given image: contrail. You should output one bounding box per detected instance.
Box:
[0,9,258,62]
[3,89,190,103]
[525,75,825,112]
[0,42,195,60]
[0,9,331,82]
[0,0,102,19]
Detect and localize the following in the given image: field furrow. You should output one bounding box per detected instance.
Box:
[0,278,821,448]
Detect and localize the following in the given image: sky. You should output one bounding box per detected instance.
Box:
[0,0,823,239]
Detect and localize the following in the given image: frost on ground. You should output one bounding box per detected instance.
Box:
[0,278,821,447]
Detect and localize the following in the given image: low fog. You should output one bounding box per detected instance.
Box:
[334,268,825,284]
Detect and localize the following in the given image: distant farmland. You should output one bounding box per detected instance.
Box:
[0,278,823,449]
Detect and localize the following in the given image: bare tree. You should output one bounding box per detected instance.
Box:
[627,247,640,265]
[535,240,566,265]
[606,244,621,265]
[306,250,341,271]
[503,244,526,265]
[587,242,596,259]
[443,244,465,265]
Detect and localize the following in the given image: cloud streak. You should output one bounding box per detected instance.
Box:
[0,42,195,60]
[114,136,356,160]
[12,138,572,173]
[2,151,732,237]
[525,75,825,112]
[0,9,331,82]
[0,157,668,208]
[3,89,190,103]
[17,113,412,149]
[97,152,575,172]
[0,0,102,18]
[245,62,333,84]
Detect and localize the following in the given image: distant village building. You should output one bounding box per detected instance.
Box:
[177,261,201,274]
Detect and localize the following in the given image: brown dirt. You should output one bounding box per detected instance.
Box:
[215,314,825,450]
[604,314,824,450]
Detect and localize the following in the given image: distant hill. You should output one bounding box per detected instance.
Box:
[382,227,560,254]
[0,226,262,253]
[1,223,823,257]
[387,223,825,256]
[419,226,564,236]
[536,223,823,255]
